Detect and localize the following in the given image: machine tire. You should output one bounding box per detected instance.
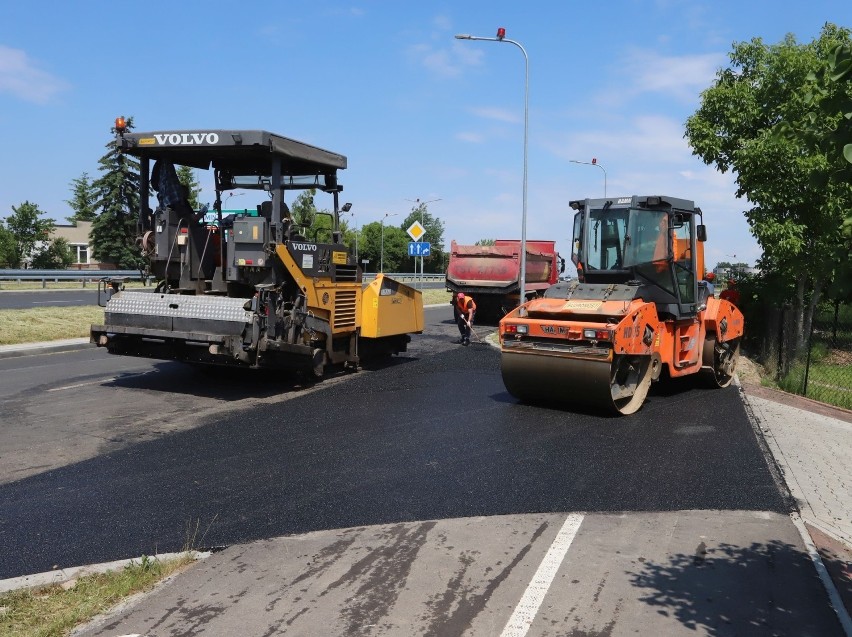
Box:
[609,354,654,415]
[702,336,740,388]
[311,348,327,379]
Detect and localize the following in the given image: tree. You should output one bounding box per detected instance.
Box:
[31,237,74,269]
[684,24,852,349]
[90,116,145,269]
[1,201,54,268]
[176,165,202,211]
[777,38,852,307]
[0,225,16,267]
[65,172,98,223]
[475,239,496,246]
[401,200,446,273]
[357,221,408,273]
[291,189,318,230]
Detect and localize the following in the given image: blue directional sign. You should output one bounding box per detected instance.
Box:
[408,241,431,257]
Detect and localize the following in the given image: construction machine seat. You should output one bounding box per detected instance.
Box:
[258,200,292,220]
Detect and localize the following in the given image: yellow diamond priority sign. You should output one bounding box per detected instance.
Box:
[406,220,426,241]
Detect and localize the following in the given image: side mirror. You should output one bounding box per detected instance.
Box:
[697,224,707,242]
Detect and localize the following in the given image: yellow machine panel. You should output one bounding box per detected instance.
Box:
[360,274,424,338]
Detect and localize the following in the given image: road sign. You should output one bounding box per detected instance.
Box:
[408,241,431,257]
[406,221,426,241]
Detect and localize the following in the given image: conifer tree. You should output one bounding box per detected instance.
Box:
[65,172,98,223]
[176,165,202,211]
[90,117,145,269]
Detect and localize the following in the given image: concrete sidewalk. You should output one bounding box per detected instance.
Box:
[739,379,852,626]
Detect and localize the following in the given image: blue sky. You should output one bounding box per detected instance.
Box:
[1,1,849,270]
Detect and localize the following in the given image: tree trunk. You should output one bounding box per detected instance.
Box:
[802,274,823,352]
[794,273,806,351]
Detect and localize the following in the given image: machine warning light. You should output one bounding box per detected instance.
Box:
[497,27,506,40]
[115,117,126,133]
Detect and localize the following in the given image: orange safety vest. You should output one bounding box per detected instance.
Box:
[456,296,476,314]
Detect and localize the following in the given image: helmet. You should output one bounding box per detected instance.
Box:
[705,272,715,282]
[457,292,465,299]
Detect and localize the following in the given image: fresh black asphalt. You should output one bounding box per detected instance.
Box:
[0,340,787,579]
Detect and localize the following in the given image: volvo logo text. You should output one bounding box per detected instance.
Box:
[153,133,220,145]
[292,243,317,251]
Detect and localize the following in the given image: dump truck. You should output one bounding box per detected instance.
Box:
[499,195,744,415]
[91,120,423,376]
[445,240,564,321]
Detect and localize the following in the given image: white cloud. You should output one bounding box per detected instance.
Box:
[456,131,485,143]
[408,41,483,79]
[0,45,69,104]
[619,48,725,103]
[541,114,694,167]
[469,106,520,124]
[433,14,452,31]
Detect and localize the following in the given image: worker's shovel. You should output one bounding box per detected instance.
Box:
[468,321,482,343]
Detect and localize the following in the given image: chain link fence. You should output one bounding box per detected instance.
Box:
[750,300,852,410]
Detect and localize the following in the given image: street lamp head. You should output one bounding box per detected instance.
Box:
[455,34,472,39]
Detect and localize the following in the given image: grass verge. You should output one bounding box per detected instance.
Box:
[0,554,197,637]
[0,289,450,347]
[0,307,105,346]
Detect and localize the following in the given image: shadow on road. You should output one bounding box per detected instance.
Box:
[627,540,842,636]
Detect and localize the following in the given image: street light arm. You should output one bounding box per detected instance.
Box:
[569,160,607,198]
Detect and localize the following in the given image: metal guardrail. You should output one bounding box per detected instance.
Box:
[0,269,149,288]
[366,273,445,282]
[0,269,446,288]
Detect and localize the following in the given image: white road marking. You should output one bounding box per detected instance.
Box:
[500,513,584,637]
[47,372,148,391]
[790,513,852,636]
[31,300,86,304]
[47,379,116,391]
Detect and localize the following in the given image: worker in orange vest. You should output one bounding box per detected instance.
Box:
[720,279,741,306]
[454,292,477,346]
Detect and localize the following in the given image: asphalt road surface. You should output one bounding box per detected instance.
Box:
[0,306,843,635]
[0,288,104,309]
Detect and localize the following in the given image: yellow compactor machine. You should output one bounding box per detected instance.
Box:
[499,195,743,415]
[91,120,423,375]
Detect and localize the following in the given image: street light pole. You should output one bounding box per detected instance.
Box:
[456,27,529,309]
[569,159,607,197]
[380,212,398,273]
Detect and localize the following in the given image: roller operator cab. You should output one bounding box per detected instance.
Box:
[91,119,423,376]
[499,195,744,415]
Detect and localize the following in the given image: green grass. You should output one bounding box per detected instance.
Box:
[0,288,450,346]
[0,554,197,637]
[778,357,852,411]
[421,288,451,306]
[0,307,105,345]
